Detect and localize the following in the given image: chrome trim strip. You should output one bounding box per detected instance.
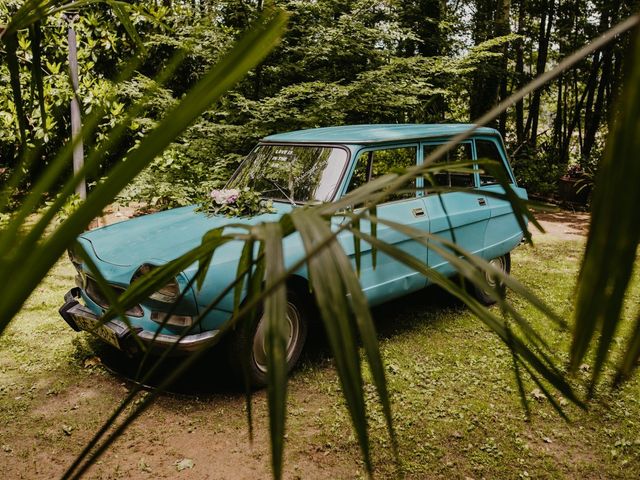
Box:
[138,330,219,353]
[65,300,219,353]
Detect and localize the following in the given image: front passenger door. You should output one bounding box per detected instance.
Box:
[336,145,429,305]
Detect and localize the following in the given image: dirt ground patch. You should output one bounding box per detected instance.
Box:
[531,210,590,240]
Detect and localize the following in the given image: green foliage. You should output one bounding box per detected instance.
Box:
[1,6,291,477]
[0,0,520,210]
[512,144,565,196]
[117,148,240,210]
[50,193,83,225]
[571,26,640,389]
[2,3,640,480]
[0,0,142,165]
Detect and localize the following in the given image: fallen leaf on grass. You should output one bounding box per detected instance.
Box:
[138,458,152,473]
[530,388,545,402]
[175,458,194,471]
[84,356,101,368]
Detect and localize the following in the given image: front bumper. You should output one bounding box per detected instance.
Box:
[59,288,218,354]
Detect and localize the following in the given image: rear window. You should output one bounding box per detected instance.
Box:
[476,139,513,185]
[423,142,474,189]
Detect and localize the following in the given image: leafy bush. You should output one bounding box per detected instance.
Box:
[116,142,242,210]
[512,144,564,197]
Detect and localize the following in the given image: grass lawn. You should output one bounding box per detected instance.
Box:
[0,233,639,479]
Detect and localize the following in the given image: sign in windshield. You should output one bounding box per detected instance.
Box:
[228,145,348,203]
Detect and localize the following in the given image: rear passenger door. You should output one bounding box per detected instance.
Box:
[422,141,490,276]
[337,144,429,305]
[475,137,528,258]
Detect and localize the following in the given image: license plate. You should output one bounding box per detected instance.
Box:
[74,315,122,350]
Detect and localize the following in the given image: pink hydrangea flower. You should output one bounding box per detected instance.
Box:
[210,189,240,205]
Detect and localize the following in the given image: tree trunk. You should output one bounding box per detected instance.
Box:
[497,0,511,136]
[583,46,612,160]
[526,0,555,147]
[469,0,511,126]
[514,0,526,144]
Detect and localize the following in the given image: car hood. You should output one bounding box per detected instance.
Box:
[80,203,293,267]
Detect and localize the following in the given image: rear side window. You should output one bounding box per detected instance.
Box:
[476,139,513,185]
[347,146,417,202]
[423,142,474,189]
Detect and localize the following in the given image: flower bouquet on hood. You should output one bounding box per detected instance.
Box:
[197,187,275,217]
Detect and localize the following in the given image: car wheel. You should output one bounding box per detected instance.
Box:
[473,253,511,306]
[228,289,309,388]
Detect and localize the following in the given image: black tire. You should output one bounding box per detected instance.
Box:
[473,253,511,306]
[227,289,309,388]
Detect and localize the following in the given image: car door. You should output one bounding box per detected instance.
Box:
[335,144,429,305]
[422,141,490,277]
[475,136,528,258]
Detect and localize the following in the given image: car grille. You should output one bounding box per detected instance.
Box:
[85,276,143,317]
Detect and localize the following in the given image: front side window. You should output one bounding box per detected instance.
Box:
[423,142,474,189]
[347,146,417,202]
[475,139,513,185]
[228,145,348,203]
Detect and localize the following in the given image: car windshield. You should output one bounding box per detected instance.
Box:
[227,145,348,203]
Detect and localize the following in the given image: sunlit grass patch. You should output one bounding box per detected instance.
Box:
[0,237,639,478]
[311,237,640,478]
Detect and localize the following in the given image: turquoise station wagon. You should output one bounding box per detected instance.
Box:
[59,124,527,386]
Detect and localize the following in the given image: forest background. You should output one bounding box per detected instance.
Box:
[0,0,635,210]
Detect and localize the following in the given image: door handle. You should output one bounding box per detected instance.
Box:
[477,198,487,206]
[412,207,425,217]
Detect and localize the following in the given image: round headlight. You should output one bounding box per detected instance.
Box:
[132,264,180,303]
[67,245,83,267]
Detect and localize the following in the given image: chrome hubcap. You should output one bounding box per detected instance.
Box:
[485,256,505,288]
[252,302,301,373]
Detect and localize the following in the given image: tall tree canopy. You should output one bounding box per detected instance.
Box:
[0,0,634,204]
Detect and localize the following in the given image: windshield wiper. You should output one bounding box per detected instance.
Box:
[264,178,296,207]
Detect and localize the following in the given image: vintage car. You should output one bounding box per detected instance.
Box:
[59,124,527,386]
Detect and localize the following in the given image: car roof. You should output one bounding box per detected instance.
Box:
[261,124,499,144]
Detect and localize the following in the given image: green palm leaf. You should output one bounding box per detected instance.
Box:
[571,25,640,391]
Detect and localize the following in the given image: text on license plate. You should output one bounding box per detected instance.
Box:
[74,316,121,350]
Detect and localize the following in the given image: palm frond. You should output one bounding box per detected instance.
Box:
[571,25,640,392]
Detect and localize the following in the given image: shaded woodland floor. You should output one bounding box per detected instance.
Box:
[1,211,639,479]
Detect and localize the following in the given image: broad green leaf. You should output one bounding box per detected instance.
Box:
[615,311,640,385]
[110,1,147,55]
[0,9,289,334]
[571,26,640,392]
[291,209,373,474]
[352,216,361,276]
[235,238,255,313]
[327,221,398,460]
[195,228,227,291]
[240,240,265,443]
[260,222,288,480]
